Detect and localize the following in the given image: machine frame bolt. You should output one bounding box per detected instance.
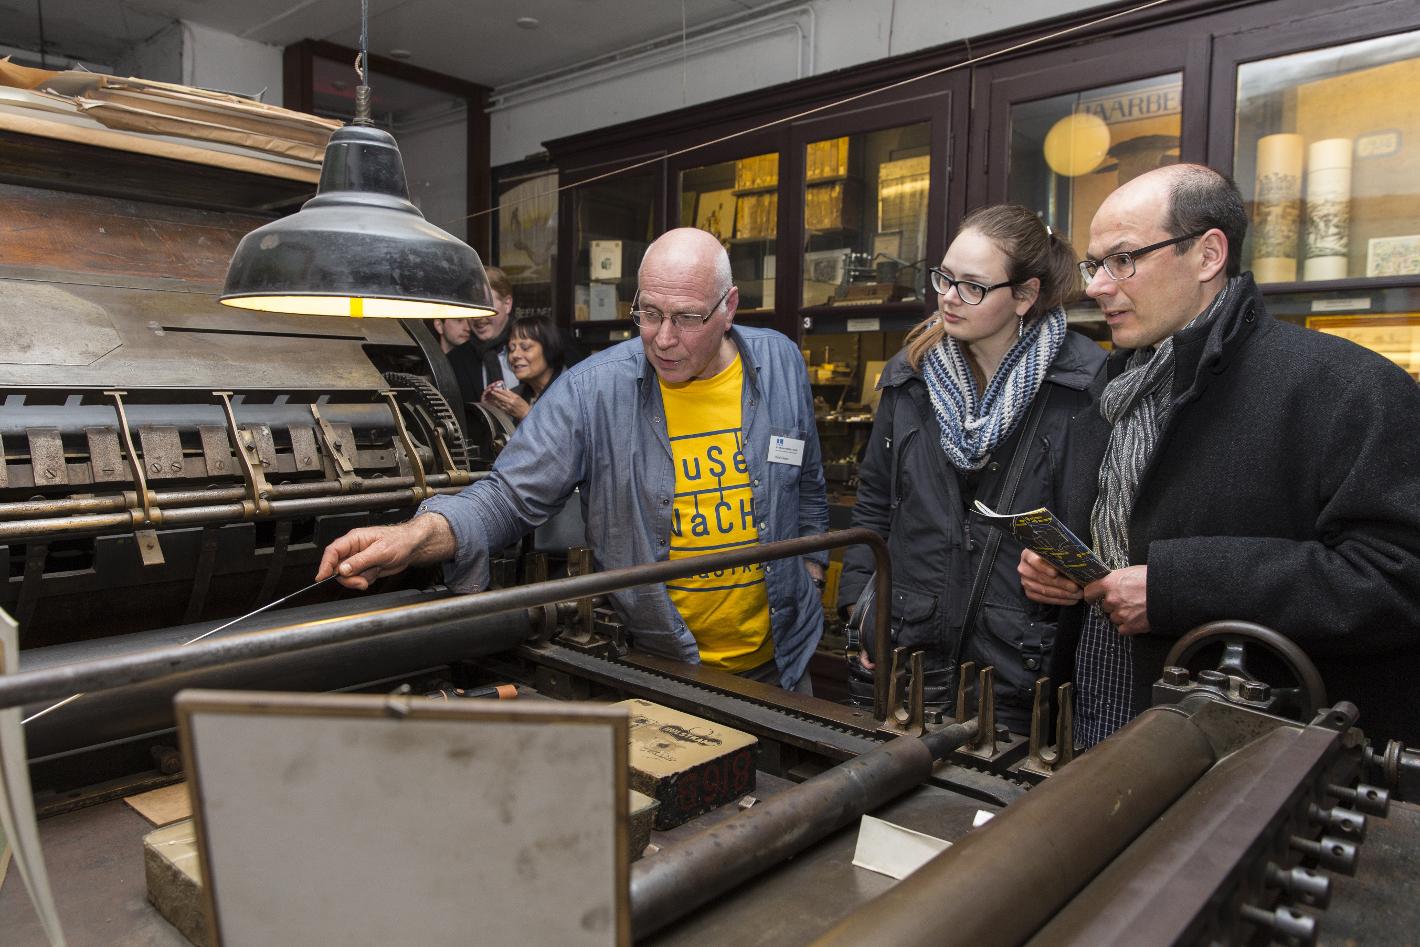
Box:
[1240,680,1271,702]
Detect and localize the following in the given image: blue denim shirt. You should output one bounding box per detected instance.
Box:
[420,325,828,688]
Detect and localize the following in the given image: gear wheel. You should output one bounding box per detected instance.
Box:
[463,401,517,461]
[382,371,473,472]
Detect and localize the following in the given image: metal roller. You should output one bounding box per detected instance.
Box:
[631,722,978,939]
[1028,712,1350,945]
[20,587,531,761]
[812,704,1219,947]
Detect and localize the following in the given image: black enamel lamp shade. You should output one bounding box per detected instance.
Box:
[220,124,495,319]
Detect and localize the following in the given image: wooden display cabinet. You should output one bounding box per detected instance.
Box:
[535,0,1420,373]
[546,73,965,350]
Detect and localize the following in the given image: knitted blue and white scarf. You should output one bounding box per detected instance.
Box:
[921,305,1068,471]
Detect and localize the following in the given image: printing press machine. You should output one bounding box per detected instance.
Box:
[3,125,1420,947]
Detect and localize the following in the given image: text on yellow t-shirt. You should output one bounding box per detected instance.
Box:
[659,355,772,671]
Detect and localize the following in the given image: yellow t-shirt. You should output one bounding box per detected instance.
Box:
[659,355,772,671]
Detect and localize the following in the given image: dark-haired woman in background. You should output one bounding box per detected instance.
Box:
[836,204,1105,733]
[480,314,568,423]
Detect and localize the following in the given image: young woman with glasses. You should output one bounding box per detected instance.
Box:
[836,204,1106,732]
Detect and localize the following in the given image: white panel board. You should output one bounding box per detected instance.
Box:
[177,690,628,946]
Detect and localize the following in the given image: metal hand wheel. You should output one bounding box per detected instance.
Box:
[1164,620,1327,722]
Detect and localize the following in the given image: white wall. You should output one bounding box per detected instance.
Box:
[489,5,814,166]
[113,23,182,83]
[399,104,471,241]
[488,0,1107,167]
[181,21,283,103]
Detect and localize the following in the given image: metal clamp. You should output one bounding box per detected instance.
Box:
[431,427,472,486]
[953,660,977,725]
[879,647,927,737]
[967,665,998,756]
[104,389,164,565]
[309,403,357,492]
[213,391,272,519]
[563,547,600,647]
[380,389,429,501]
[1017,679,1076,778]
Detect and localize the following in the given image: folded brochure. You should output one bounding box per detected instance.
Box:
[972,501,1110,585]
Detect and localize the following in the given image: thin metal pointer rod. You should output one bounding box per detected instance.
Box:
[20,574,339,725]
[183,574,339,646]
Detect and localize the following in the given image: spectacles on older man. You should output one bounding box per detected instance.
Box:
[629,287,731,332]
[1078,231,1207,282]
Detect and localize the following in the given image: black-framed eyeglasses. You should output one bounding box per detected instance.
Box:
[1078,231,1207,282]
[629,287,731,332]
[928,267,1014,306]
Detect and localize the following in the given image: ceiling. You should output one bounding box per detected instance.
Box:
[1,0,799,89]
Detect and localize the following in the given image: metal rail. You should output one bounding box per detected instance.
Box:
[0,486,468,542]
[0,528,892,715]
[0,471,490,520]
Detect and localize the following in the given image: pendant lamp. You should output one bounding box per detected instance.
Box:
[220,4,494,319]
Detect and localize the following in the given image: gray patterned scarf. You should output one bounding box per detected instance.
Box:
[1090,277,1239,568]
[1074,277,1239,744]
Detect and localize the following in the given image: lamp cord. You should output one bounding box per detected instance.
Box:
[35,0,48,69]
[353,0,372,124]
[359,0,369,80]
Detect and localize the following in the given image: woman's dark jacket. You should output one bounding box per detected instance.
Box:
[838,332,1106,731]
[1052,275,1420,746]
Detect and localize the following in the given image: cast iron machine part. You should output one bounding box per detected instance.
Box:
[0,392,478,548]
[19,588,530,765]
[1159,620,1329,722]
[0,379,481,649]
[812,622,1395,947]
[629,720,979,940]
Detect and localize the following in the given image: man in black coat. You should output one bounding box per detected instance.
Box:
[1020,164,1420,748]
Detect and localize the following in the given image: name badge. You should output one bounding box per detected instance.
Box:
[767,435,805,466]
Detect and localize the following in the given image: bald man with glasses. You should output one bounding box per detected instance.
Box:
[318,228,828,692]
[1017,164,1420,748]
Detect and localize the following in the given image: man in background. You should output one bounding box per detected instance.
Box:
[429,315,471,355]
[447,264,519,402]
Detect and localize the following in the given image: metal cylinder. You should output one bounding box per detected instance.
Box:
[0,529,890,712]
[632,722,976,939]
[812,707,1218,947]
[21,588,531,761]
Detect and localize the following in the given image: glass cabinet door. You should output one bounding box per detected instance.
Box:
[1234,30,1420,284]
[800,122,932,308]
[495,167,558,319]
[678,151,779,312]
[572,168,657,322]
[1007,74,1184,248]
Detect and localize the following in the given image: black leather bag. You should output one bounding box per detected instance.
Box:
[843,574,877,656]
